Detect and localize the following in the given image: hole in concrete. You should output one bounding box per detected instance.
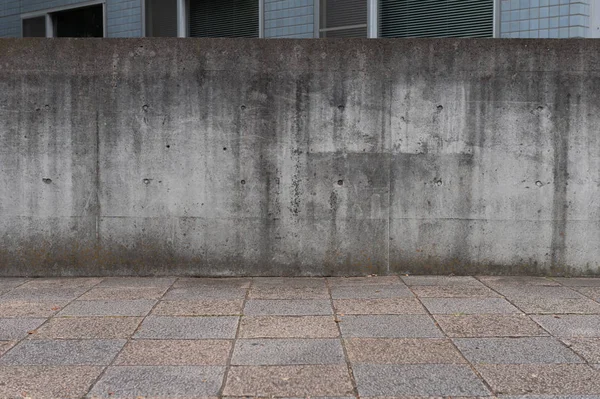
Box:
[338,105,345,110]
[337,180,344,186]
[241,180,246,185]
[166,145,170,148]
[240,105,246,110]
[536,181,543,187]
[42,178,52,184]
[437,105,444,111]
[143,179,150,184]
[223,147,227,151]
[142,104,149,112]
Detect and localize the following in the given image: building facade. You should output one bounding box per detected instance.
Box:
[1,0,599,39]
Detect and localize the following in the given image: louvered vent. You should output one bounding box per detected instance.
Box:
[320,0,367,38]
[380,0,494,38]
[145,0,177,37]
[189,0,259,38]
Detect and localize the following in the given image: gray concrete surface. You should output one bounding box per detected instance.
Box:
[1,39,600,276]
[0,276,600,397]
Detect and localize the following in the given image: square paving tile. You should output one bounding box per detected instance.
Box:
[476,364,600,395]
[353,364,490,396]
[152,300,243,316]
[333,298,425,315]
[95,277,176,288]
[57,300,157,317]
[250,278,329,299]
[0,365,103,399]
[78,287,168,300]
[330,285,414,299]
[435,314,547,337]
[345,338,465,364]
[0,339,126,365]
[533,315,600,337]
[0,318,46,340]
[134,316,239,339]
[88,365,225,398]
[222,365,354,396]
[421,298,520,314]
[239,316,339,338]
[0,301,67,317]
[164,286,248,300]
[338,315,443,338]
[554,278,600,287]
[411,285,501,298]
[231,339,344,365]
[454,337,583,364]
[114,340,231,365]
[244,300,333,316]
[511,297,600,314]
[402,276,484,287]
[561,338,600,363]
[31,317,142,339]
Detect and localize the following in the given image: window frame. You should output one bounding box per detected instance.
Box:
[21,0,107,38]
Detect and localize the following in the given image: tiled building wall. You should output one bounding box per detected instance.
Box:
[264,0,314,38]
[0,0,142,37]
[499,0,591,38]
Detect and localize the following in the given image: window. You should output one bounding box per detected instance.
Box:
[319,0,368,37]
[22,16,46,37]
[379,0,494,38]
[145,0,178,37]
[188,0,259,37]
[52,4,104,37]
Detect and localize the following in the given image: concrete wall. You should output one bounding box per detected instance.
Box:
[0,0,142,37]
[1,38,600,277]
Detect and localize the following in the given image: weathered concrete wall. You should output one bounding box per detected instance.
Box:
[1,38,599,276]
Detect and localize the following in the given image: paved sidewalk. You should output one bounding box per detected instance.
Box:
[1,276,600,398]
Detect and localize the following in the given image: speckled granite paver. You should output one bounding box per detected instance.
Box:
[0,276,597,398]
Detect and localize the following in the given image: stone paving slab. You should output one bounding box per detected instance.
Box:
[239,316,339,338]
[411,285,501,298]
[88,365,226,398]
[0,318,47,340]
[476,364,600,395]
[222,365,354,396]
[1,287,90,301]
[353,364,491,396]
[164,286,248,300]
[95,277,176,288]
[478,276,560,287]
[327,276,401,286]
[0,339,126,365]
[402,276,484,287]
[114,339,231,365]
[573,287,600,300]
[453,337,583,364]
[232,339,344,365]
[244,299,333,315]
[31,317,142,339]
[345,338,465,364]
[510,297,600,314]
[135,316,239,339]
[174,277,251,289]
[0,366,104,398]
[421,298,520,314]
[57,299,157,317]
[493,286,585,300]
[0,341,14,356]
[532,315,600,337]
[250,278,329,299]
[554,278,600,287]
[435,314,548,337]
[0,300,68,317]
[152,299,244,316]
[562,338,600,363]
[338,315,443,338]
[78,287,168,300]
[330,284,414,299]
[333,298,426,315]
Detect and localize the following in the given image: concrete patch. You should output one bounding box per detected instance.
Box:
[338,315,443,338]
[231,339,345,365]
[353,364,490,396]
[0,339,126,365]
[134,316,239,339]
[88,365,226,397]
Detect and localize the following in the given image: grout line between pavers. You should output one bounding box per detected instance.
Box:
[325,277,360,399]
[81,276,180,398]
[475,276,594,368]
[404,279,497,397]
[0,277,107,363]
[217,277,252,398]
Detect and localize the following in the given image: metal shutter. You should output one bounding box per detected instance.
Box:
[145,0,177,37]
[189,0,259,38]
[320,0,367,38]
[380,0,494,38]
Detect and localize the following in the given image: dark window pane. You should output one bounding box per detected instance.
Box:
[54,4,104,38]
[23,17,46,37]
[146,0,177,37]
[189,0,259,38]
